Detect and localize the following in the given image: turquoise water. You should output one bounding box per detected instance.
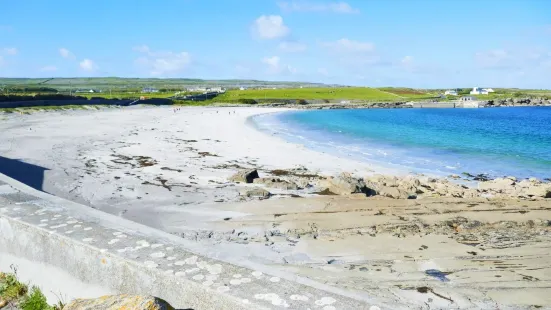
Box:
[252,107,551,179]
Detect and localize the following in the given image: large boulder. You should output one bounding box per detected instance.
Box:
[229,169,259,183]
[64,295,174,310]
[321,173,371,195]
[522,185,551,198]
[240,188,271,199]
[376,186,416,199]
[478,178,516,193]
[253,177,299,190]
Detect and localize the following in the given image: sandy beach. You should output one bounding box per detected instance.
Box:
[1,105,550,309]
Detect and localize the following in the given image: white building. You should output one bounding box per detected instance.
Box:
[485,88,495,93]
[239,86,247,91]
[470,87,489,95]
[444,90,458,96]
[142,87,159,93]
[207,87,224,93]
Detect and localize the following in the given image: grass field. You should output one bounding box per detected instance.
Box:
[77,92,176,99]
[216,87,436,101]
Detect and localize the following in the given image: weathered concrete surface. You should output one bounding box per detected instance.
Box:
[0,172,390,310]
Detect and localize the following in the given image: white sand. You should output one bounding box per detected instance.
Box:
[0,106,400,212]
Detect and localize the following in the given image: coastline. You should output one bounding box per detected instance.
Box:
[1,105,550,309]
[252,107,551,180]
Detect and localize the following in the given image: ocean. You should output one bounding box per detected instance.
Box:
[252,107,551,179]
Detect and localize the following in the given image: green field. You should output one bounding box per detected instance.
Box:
[216,87,436,102]
[0,77,327,92]
[1,78,549,108]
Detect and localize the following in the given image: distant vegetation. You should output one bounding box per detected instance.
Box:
[0,94,88,102]
[216,87,436,102]
[1,78,549,111]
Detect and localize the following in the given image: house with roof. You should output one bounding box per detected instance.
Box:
[470,87,489,95]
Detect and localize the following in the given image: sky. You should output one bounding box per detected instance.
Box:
[0,0,550,88]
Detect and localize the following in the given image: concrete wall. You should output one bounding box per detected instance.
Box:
[409,102,457,108]
[0,173,392,310]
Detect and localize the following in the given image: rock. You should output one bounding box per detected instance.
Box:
[229,169,259,183]
[63,295,174,310]
[322,173,371,195]
[517,179,532,188]
[327,259,347,265]
[253,177,299,190]
[478,178,515,193]
[294,178,311,189]
[240,188,271,199]
[376,186,416,199]
[462,189,479,199]
[523,185,551,198]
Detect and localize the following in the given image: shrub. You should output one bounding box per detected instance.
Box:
[296,99,308,105]
[20,286,53,310]
[237,98,257,104]
[0,272,28,302]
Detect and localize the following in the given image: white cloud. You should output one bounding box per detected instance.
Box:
[262,56,297,74]
[322,38,374,53]
[263,56,281,68]
[279,41,307,52]
[132,45,150,53]
[251,15,289,39]
[3,47,17,55]
[134,45,192,76]
[59,48,75,59]
[40,65,58,72]
[278,1,359,13]
[474,49,512,69]
[79,59,97,71]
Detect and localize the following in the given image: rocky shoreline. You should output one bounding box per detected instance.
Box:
[211,97,551,110]
[230,168,551,202]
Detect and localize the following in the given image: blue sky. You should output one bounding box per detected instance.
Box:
[0,0,550,88]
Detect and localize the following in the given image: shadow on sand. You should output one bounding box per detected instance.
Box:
[0,156,49,191]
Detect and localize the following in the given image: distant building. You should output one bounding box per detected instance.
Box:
[461,96,477,101]
[188,87,207,92]
[239,87,247,91]
[142,87,159,93]
[470,87,489,95]
[75,89,101,93]
[444,90,458,96]
[485,88,495,93]
[207,87,224,93]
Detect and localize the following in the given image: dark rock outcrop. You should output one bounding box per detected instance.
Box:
[229,169,259,183]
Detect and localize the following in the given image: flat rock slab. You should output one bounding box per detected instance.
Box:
[64,295,174,310]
